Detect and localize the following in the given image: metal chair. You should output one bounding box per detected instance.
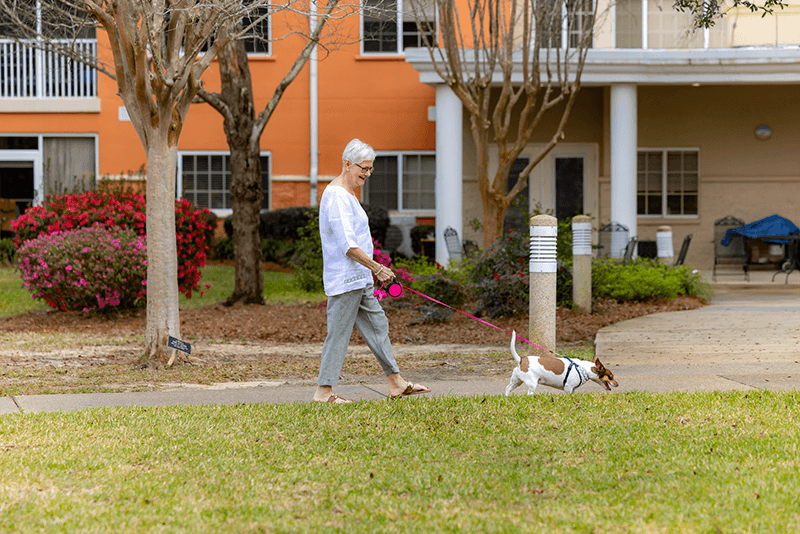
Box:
[444,226,463,261]
[674,234,692,266]
[621,236,638,263]
[713,216,749,281]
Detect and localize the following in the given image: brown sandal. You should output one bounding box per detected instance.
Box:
[389,382,431,400]
[313,394,353,404]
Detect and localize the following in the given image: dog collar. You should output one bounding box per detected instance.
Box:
[563,357,588,388]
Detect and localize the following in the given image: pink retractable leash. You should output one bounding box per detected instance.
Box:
[382,277,566,358]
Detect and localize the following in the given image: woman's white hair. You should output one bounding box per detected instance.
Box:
[342,138,376,167]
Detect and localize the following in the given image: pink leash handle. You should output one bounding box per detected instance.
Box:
[400,284,565,358]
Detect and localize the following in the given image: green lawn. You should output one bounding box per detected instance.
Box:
[0,264,326,317]
[1,391,798,533]
[0,266,49,317]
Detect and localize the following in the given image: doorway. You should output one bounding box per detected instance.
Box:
[555,156,584,219]
[0,161,36,237]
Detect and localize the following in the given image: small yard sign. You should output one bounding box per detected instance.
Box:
[167,336,192,355]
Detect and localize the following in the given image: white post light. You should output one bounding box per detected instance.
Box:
[529,215,557,356]
[572,216,592,313]
[657,225,674,264]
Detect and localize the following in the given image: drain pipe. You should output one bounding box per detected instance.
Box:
[309,9,319,207]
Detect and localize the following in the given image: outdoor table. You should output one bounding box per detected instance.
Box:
[760,235,800,284]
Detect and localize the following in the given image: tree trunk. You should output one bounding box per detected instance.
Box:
[144,140,182,362]
[217,38,265,306]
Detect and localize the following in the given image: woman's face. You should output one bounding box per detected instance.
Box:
[349,160,374,186]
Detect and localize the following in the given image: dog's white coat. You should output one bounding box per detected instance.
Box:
[505,330,617,395]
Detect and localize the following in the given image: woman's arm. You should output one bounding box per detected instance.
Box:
[346,247,395,283]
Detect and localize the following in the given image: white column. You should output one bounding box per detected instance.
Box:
[610,84,638,245]
[435,84,463,266]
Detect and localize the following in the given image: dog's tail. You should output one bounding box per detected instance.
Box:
[510,330,521,364]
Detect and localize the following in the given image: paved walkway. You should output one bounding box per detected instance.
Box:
[2,274,799,414]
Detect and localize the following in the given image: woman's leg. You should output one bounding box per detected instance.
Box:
[354,285,400,377]
[317,289,361,387]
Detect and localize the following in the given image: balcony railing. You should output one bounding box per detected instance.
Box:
[0,39,97,98]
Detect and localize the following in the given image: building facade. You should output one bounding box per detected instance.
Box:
[1,1,799,271]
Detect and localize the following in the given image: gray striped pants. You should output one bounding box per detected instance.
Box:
[317,285,400,387]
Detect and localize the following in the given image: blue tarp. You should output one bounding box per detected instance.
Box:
[721,214,800,246]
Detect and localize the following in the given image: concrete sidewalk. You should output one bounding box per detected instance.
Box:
[2,280,799,414]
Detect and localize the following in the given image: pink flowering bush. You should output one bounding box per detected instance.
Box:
[11,190,210,297]
[16,225,148,312]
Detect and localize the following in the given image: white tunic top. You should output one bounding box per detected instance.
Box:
[319,185,374,297]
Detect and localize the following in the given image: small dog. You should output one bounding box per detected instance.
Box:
[505,330,619,395]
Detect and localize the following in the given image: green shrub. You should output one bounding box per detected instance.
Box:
[0,238,14,264]
[412,272,469,308]
[294,208,323,293]
[592,258,707,301]
[213,237,235,260]
[262,239,300,265]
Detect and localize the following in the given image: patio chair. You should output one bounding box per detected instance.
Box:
[444,226,463,261]
[713,216,749,281]
[621,236,638,263]
[674,234,692,266]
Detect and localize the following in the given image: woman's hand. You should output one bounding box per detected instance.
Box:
[374,264,395,284]
[346,247,395,284]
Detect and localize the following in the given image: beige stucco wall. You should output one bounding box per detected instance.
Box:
[597,84,800,272]
[460,88,605,246]
[464,84,800,273]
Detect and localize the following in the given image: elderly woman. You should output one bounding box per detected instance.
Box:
[313,139,430,404]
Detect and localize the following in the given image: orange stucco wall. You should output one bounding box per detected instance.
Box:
[0,9,435,205]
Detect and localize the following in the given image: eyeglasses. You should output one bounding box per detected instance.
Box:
[353,162,374,175]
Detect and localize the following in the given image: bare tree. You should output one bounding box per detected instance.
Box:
[410,0,597,246]
[196,0,354,306]
[0,0,274,362]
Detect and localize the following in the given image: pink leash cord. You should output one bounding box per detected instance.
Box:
[399,284,566,358]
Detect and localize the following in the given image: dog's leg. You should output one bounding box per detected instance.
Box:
[505,371,524,396]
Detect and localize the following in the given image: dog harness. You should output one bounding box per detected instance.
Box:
[562,357,588,388]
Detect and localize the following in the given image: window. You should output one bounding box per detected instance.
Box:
[241,5,270,54]
[199,3,270,55]
[637,149,698,217]
[362,0,436,54]
[364,153,435,211]
[536,0,594,49]
[180,153,270,212]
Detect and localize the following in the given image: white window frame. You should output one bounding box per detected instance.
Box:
[240,3,272,56]
[363,151,436,214]
[0,133,100,206]
[637,147,699,219]
[177,150,272,217]
[360,0,437,56]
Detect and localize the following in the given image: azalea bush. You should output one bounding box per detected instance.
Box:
[11,191,210,297]
[16,225,147,312]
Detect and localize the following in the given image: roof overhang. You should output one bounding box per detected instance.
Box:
[404,46,800,86]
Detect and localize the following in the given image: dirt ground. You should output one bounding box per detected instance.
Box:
[0,291,704,351]
[0,279,706,393]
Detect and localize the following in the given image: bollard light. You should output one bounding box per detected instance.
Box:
[529,215,557,355]
[572,221,592,257]
[530,224,558,273]
[657,226,674,259]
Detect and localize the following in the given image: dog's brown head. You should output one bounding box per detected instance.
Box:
[591,358,619,391]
